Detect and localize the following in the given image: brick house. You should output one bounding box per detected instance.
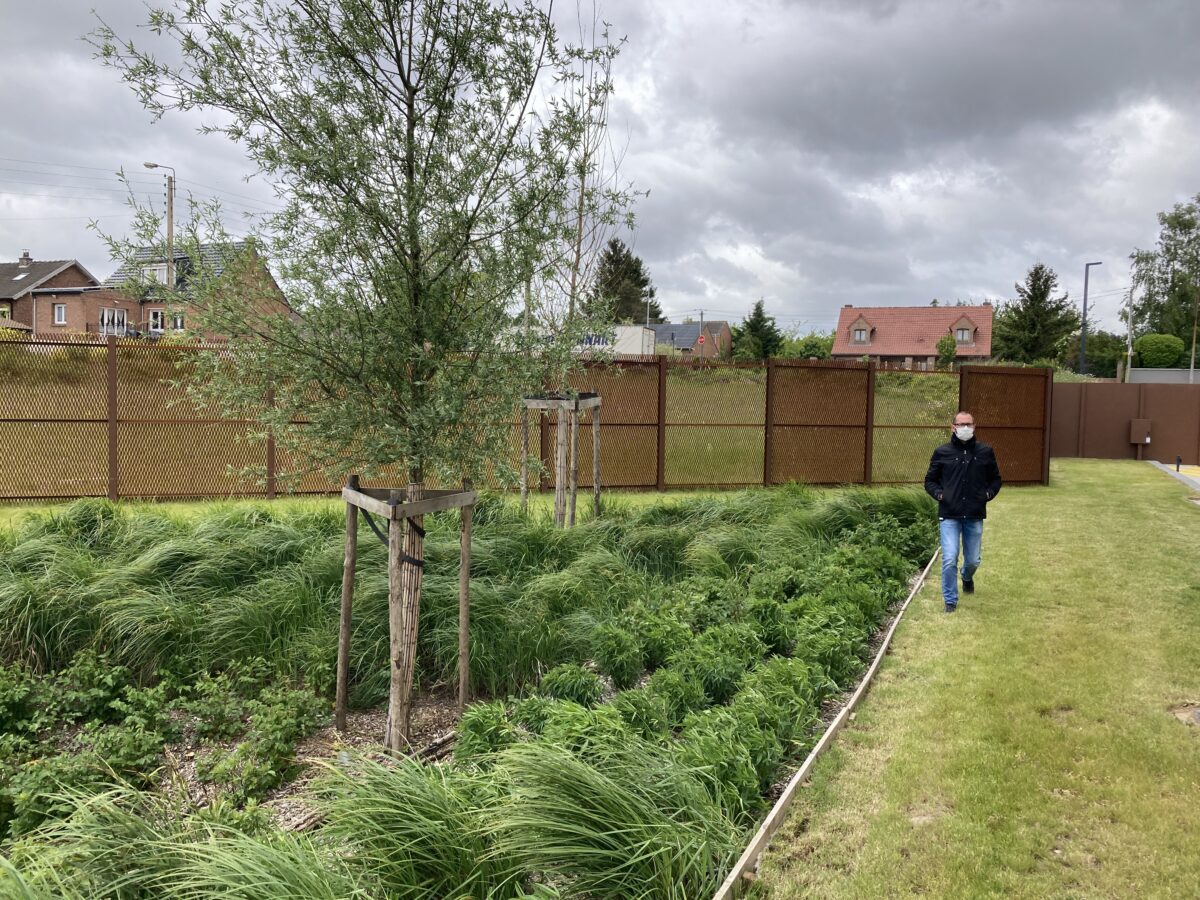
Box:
[1,243,287,340]
[650,320,732,359]
[831,304,994,368]
[0,250,108,336]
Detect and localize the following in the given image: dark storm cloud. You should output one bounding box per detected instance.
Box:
[2,0,1198,333]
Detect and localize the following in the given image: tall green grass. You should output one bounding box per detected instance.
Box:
[1,485,937,898]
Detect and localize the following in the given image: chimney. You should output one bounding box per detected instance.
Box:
[18,250,32,268]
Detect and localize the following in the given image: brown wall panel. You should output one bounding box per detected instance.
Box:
[1141,385,1200,465]
[771,426,867,484]
[1050,383,1081,458]
[1081,384,1140,460]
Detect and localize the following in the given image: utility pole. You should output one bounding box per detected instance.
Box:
[699,308,705,360]
[1079,261,1102,375]
[1124,287,1135,383]
[144,162,176,288]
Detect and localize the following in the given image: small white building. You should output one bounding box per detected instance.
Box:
[576,325,655,357]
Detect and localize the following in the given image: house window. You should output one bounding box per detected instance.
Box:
[0,302,11,320]
[99,307,127,336]
[171,312,185,331]
[53,304,67,326]
[148,309,166,333]
[956,328,971,343]
[142,264,169,283]
[853,328,867,343]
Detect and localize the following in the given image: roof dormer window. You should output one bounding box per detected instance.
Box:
[854,328,867,342]
[956,327,971,343]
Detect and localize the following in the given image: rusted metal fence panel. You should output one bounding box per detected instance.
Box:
[1051,382,1200,465]
[960,365,1053,484]
[0,337,1056,500]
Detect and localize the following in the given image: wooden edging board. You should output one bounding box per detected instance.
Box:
[711,547,941,900]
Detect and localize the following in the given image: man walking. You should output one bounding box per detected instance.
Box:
[924,410,1002,613]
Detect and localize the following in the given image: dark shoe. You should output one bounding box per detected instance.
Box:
[962,580,974,594]
[944,603,957,613]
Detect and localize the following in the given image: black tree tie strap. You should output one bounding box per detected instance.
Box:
[359,509,388,547]
[406,518,426,539]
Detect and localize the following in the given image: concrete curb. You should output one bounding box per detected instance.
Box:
[1146,460,1200,493]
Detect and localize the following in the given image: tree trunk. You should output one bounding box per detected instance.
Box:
[385,482,425,751]
[335,476,358,733]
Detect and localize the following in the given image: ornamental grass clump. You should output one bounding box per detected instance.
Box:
[491,741,741,900]
[538,663,604,707]
[592,624,644,690]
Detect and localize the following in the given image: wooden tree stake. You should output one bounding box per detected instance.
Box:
[335,474,359,733]
[458,479,473,711]
[520,406,530,514]
[568,408,580,526]
[386,482,425,751]
[554,410,568,527]
[593,406,601,518]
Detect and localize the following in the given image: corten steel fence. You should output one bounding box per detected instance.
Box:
[0,337,1053,501]
[1050,381,1200,465]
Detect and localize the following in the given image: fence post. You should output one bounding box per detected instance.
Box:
[1041,368,1053,484]
[539,408,550,492]
[656,355,667,491]
[863,361,875,485]
[106,336,119,501]
[265,388,277,499]
[763,357,775,486]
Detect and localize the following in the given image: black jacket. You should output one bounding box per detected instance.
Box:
[924,435,1002,519]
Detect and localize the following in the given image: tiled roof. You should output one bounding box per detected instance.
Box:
[831,304,993,358]
[650,322,701,349]
[0,259,97,299]
[103,241,251,287]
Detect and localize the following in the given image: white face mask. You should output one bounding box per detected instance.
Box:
[954,424,975,441]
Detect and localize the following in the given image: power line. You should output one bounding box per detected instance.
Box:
[0,212,135,221]
[176,177,286,211]
[0,166,161,187]
[0,178,163,196]
[0,155,133,173]
[0,189,151,203]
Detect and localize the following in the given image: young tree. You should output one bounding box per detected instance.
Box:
[936,333,958,368]
[777,329,833,360]
[1130,194,1200,379]
[731,299,783,361]
[584,237,662,323]
[991,263,1080,363]
[1133,333,1186,368]
[93,0,621,747]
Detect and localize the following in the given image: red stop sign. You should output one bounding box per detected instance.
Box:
[698,334,706,344]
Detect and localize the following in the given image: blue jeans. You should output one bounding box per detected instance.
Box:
[939,518,983,606]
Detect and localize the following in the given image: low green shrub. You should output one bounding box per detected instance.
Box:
[592,624,643,690]
[611,688,671,740]
[538,663,603,707]
[632,610,692,669]
[456,700,519,764]
[647,668,708,727]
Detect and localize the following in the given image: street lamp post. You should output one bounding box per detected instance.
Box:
[1080,261,1102,375]
[143,162,176,289]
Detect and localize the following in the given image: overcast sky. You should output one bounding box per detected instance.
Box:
[2,0,1198,334]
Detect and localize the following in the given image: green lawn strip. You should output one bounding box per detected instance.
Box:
[757,459,1200,898]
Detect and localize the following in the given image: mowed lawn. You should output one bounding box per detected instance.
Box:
[757,459,1200,898]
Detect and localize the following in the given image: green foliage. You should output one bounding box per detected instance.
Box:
[776,330,833,360]
[93,0,620,487]
[194,685,327,803]
[456,700,519,764]
[1056,328,1126,377]
[993,263,1080,363]
[592,624,644,690]
[492,741,741,899]
[1134,333,1186,368]
[936,333,958,368]
[0,485,939,894]
[586,237,663,324]
[732,300,784,360]
[539,663,604,707]
[1130,194,1200,350]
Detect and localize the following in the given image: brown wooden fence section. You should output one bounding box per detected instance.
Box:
[0,337,1053,500]
[1050,382,1200,465]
